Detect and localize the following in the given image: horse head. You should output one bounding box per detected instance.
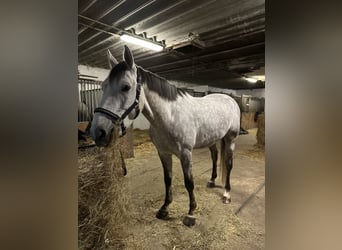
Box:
[90,45,142,146]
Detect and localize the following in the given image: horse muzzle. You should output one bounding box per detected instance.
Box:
[92,126,113,147]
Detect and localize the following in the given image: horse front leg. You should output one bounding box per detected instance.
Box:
[180,149,197,227]
[156,152,173,220]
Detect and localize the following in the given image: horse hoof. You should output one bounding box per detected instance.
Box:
[156,209,169,220]
[183,215,196,227]
[207,181,215,188]
[222,197,231,204]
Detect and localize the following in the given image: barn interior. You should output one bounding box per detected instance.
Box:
[78,1,265,249]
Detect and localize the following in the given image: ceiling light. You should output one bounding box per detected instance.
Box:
[120,34,164,51]
[252,75,265,81]
[245,77,258,83]
[246,75,265,81]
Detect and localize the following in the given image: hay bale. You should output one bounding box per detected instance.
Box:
[78,129,130,250]
[256,113,265,146]
[241,112,258,129]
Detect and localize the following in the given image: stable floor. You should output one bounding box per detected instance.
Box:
[124,128,265,249]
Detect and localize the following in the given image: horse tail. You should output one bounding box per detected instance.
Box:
[220,137,227,186]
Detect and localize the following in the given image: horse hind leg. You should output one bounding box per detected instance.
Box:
[207,144,218,188]
[221,133,237,204]
[156,152,173,220]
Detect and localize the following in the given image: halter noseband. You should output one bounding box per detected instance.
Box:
[94,73,142,136]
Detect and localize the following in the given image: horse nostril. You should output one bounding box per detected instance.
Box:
[96,128,106,140]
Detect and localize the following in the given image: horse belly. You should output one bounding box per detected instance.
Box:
[192,95,239,148]
[194,121,229,148]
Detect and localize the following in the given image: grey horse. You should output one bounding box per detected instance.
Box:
[90,46,240,226]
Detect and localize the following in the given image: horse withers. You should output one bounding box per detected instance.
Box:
[90,46,240,226]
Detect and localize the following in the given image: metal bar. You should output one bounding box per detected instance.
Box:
[83,38,264,73]
[112,0,157,27]
[202,18,265,41]
[79,36,163,63]
[80,81,84,121]
[146,3,264,38]
[78,79,81,102]
[200,41,264,60]
[208,27,265,45]
[78,22,118,38]
[145,42,265,71]
[151,14,264,47]
[140,0,217,34]
[78,0,126,35]
[78,13,165,54]
[200,5,265,37]
[78,36,118,57]
[124,0,188,30]
[78,14,123,33]
[90,82,93,120]
[154,56,264,75]
[85,84,89,121]
[84,81,88,121]
[79,74,98,79]
[79,39,153,61]
[79,30,108,48]
[79,80,83,121]
[79,0,98,14]
[99,0,126,19]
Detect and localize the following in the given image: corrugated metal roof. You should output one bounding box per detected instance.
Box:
[78,0,265,89]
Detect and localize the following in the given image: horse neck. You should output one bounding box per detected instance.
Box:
[141,85,172,127]
[138,69,174,126]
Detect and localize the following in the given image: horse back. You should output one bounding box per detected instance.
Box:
[153,93,240,151]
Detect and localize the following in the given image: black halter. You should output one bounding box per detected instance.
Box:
[94,73,142,136]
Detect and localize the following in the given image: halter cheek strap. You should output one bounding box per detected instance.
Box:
[94,73,142,136]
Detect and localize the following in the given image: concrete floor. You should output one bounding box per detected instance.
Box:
[230,129,265,233]
[124,128,265,249]
[190,128,265,233]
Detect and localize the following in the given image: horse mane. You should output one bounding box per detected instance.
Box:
[137,66,186,101]
[108,62,185,101]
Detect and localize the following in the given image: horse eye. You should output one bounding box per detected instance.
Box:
[121,85,131,92]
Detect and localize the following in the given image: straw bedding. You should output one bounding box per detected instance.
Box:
[78,131,130,250]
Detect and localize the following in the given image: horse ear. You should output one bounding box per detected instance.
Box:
[123,45,134,69]
[107,49,118,69]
